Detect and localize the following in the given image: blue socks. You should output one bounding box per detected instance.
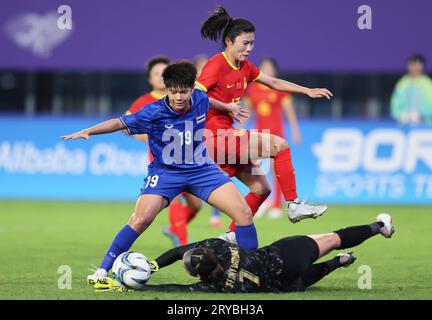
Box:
[100,225,140,271]
[235,224,258,251]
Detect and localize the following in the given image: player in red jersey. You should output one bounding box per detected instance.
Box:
[196,7,332,237]
[245,57,302,219]
[124,56,170,149]
[125,57,202,247]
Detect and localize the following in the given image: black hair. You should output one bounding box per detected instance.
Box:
[146,56,170,79]
[259,57,279,71]
[183,248,225,283]
[162,61,197,89]
[201,6,255,47]
[408,53,426,66]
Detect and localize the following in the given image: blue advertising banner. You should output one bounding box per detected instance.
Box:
[1,116,431,203]
[0,116,150,200]
[288,121,432,204]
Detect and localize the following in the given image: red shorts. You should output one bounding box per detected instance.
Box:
[205,128,255,177]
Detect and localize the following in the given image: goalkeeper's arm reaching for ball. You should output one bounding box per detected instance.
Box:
[95,242,213,293]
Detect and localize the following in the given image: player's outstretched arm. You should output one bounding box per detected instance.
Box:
[61,118,125,140]
[257,73,333,100]
[153,243,197,269]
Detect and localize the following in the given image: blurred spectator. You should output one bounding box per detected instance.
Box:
[245,58,301,145]
[124,56,169,143]
[193,54,209,78]
[390,54,432,125]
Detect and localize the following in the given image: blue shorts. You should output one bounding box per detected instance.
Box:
[140,163,231,204]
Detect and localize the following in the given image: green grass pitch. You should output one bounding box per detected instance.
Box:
[0,200,431,300]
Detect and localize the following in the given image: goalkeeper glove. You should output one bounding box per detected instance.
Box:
[94,277,129,293]
[149,260,159,273]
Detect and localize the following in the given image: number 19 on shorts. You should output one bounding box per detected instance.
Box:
[145,175,159,188]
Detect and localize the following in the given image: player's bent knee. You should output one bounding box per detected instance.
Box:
[277,141,289,152]
[234,204,253,226]
[271,136,289,155]
[129,212,154,234]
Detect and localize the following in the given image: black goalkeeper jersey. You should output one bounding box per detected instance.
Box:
[198,238,285,292]
[153,238,285,293]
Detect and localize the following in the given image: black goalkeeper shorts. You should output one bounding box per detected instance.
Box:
[270,235,320,282]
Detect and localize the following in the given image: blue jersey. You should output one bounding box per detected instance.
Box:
[120,89,211,169]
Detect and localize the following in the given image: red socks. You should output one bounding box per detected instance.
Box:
[168,202,188,245]
[273,179,282,209]
[184,206,197,223]
[168,202,198,245]
[273,148,298,201]
[229,192,269,232]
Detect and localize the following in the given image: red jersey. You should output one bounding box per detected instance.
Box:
[246,82,292,136]
[126,91,164,114]
[125,91,164,162]
[196,52,262,133]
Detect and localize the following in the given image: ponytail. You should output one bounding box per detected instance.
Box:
[201,6,232,42]
[201,6,255,47]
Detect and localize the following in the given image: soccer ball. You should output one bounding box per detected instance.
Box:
[112,251,151,290]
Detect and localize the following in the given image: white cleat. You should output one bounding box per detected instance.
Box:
[287,200,327,223]
[217,231,237,244]
[376,213,395,238]
[87,268,109,285]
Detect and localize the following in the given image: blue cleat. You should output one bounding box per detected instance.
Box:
[162,226,180,247]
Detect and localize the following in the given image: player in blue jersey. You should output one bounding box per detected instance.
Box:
[61,62,258,285]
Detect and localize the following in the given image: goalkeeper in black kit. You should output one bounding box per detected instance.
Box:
[96,213,394,293]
